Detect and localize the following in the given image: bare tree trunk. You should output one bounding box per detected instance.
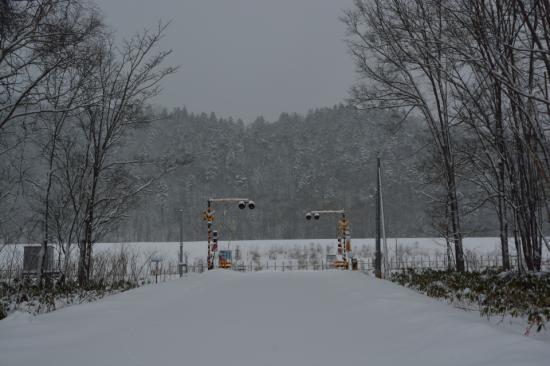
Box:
[495,84,510,269]
[447,170,464,272]
[78,239,87,285]
[37,119,60,284]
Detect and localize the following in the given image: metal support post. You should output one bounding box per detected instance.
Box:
[375,156,382,278]
[178,209,184,277]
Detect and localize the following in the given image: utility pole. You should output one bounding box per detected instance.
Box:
[375,155,382,279]
[178,209,184,278]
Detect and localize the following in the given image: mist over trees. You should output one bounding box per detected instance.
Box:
[109,105,495,243]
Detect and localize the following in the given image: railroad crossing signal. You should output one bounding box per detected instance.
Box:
[202,209,215,223]
[338,218,349,234]
[205,198,256,270]
[305,209,354,270]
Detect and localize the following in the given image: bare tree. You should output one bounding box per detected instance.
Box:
[0,0,101,132]
[445,0,550,271]
[74,24,177,286]
[0,0,101,257]
[30,18,104,283]
[438,0,516,269]
[343,0,465,270]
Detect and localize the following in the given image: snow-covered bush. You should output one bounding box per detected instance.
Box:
[0,245,167,320]
[0,278,136,320]
[391,269,550,333]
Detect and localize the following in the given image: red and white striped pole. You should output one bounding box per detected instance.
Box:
[207,200,213,270]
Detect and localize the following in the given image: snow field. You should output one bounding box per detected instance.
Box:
[94,236,535,264]
[5,237,544,275]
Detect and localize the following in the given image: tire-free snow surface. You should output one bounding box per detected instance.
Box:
[1,271,549,366]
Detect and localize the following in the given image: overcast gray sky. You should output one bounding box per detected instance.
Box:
[94,0,356,123]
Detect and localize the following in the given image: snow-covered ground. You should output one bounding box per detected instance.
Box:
[1,271,548,366]
[94,236,539,263]
[5,237,547,272]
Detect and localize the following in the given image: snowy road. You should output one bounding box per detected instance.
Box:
[1,271,549,366]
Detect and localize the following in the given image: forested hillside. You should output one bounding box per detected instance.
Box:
[112,105,493,242]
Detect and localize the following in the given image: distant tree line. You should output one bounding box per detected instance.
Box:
[110,105,495,244]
